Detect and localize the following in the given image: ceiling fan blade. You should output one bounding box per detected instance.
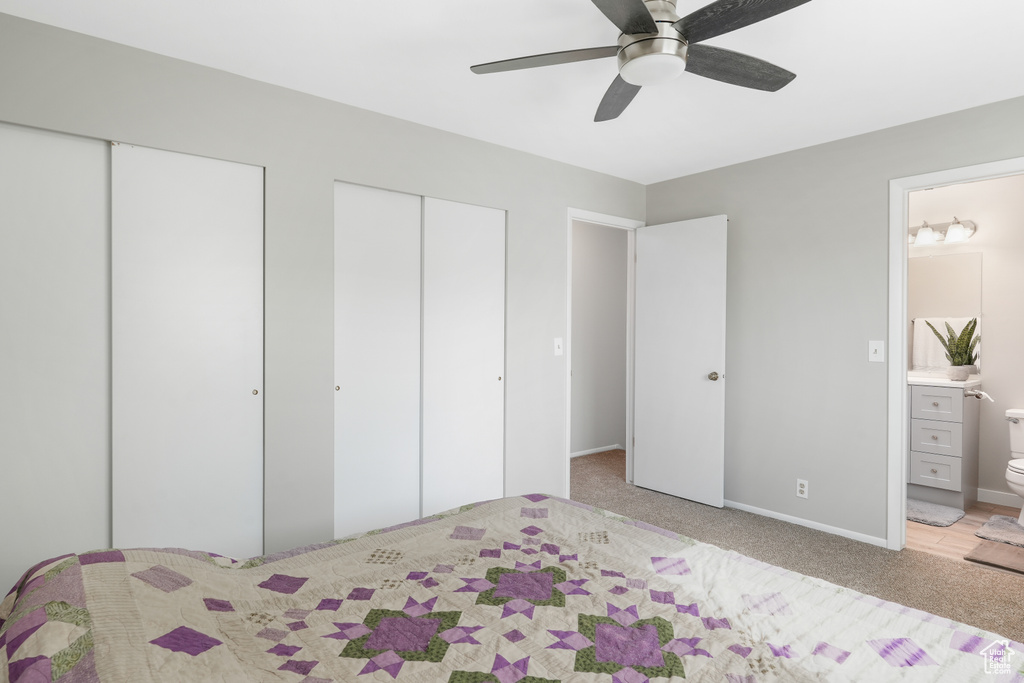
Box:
[685,43,795,91]
[595,75,641,122]
[471,46,619,75]
[590,0,658,35]
[674,0,812,45]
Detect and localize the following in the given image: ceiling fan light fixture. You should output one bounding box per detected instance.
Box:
[620,52,687,86]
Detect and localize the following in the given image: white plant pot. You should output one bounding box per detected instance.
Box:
[946,366,970,381]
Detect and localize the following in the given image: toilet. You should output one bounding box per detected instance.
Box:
[1005,408,1024,524]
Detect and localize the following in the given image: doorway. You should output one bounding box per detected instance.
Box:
[565,209,642,496]
[887,157,1024,551]
[903,174,1024,561]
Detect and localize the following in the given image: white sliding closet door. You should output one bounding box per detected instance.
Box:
[422,198,505,516]
[112,143,264,558]
[334,183,421,537]
[0,123,110,595]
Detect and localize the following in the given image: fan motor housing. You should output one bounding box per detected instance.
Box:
[617,13,688,86]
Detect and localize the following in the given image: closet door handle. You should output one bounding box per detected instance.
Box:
[707,372,719,381]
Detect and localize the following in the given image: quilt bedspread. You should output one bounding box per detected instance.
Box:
[2,494,1021,682]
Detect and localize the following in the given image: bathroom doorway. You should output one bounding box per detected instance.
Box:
[889,162,1024,557]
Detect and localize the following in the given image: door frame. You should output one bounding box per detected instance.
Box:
[565,209,644,497]
[886,154,1024,550]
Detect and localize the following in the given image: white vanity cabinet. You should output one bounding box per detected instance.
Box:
[907,382,980,511]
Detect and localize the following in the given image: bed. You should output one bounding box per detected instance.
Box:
[2,494,1021,682]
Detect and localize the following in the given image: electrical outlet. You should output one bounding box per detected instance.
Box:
[796,479,808,499]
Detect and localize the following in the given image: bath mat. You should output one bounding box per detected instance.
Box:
[906,498,965,527]
[965,539,1024,574]
[974,515,1024,548]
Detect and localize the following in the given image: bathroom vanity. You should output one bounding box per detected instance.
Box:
[906,375,981,511]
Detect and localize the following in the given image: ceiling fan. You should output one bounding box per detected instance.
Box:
[470,0,812,121]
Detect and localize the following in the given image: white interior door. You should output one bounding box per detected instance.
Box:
[0,123,110,594]
[422,198,505,516]
[633,215,727,507]
[334,183,421,537]
[112,143,264,558]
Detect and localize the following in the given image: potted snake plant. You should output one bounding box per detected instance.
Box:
[926,317,979,381]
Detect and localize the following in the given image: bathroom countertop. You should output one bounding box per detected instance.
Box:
[907,371,982,388]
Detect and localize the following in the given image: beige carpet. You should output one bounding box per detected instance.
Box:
[570,450,1024,643]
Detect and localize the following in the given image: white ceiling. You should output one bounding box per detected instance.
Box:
[2,0,1024,184]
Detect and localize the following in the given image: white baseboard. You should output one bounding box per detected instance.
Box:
[724,499,888,549]
[570,444,624,458]
[977,487,1024,509]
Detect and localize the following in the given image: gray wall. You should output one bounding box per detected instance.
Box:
[647,96,1024,540]
[0,13,645,557]
[909,175,1024,505]
[571,221,628,455]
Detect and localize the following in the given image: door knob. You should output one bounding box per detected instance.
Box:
[707,372,719,381]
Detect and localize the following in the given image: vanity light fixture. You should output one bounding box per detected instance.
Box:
[909,218,976,246]
[943,217,969,244]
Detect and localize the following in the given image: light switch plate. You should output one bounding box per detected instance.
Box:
[868,340,885,362]
[554,337,563,356]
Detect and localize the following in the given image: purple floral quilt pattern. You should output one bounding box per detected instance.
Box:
[2,495,1021,682]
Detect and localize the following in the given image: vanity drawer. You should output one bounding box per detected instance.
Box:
[911,385,963,423]
[909,451,962,492]
[910,418,963,456]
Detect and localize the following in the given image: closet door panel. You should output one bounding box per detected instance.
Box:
[333,183,421,537]
[422,198,505,516]
[0,123,110,595]
[112,144,264,558]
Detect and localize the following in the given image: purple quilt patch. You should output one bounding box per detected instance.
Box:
[521,507,549,518]
[728,644,752,658]
[316,598,343,611]
[480,549,501,558]
[768,643,797,659]
[741,592,792,616]
[521,526,544,537]
[203,598,234,612]
[366,617,441,652]
[676,603,699,617]
[494,572,554,601]
[258,574,308,594]
[256,628,289,642]
[347,587,375,600]
[5,607,47,656]
[650,590,674,605]
[8,655,50,682]
[504,629,526,643]
[150,626,223,656]
[79,550,125,565]
[867,638,938,667]
[522,494,549,503]
[278,659,319,675]
[811,641,851,664]
[131,565,193,593]
[450,526,486,541]
[651,557,691,576]
[701,616,731,631]
[594,623,665,668]
[267,644,302,657]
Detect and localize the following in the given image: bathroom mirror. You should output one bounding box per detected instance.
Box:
[907,252,982,368]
